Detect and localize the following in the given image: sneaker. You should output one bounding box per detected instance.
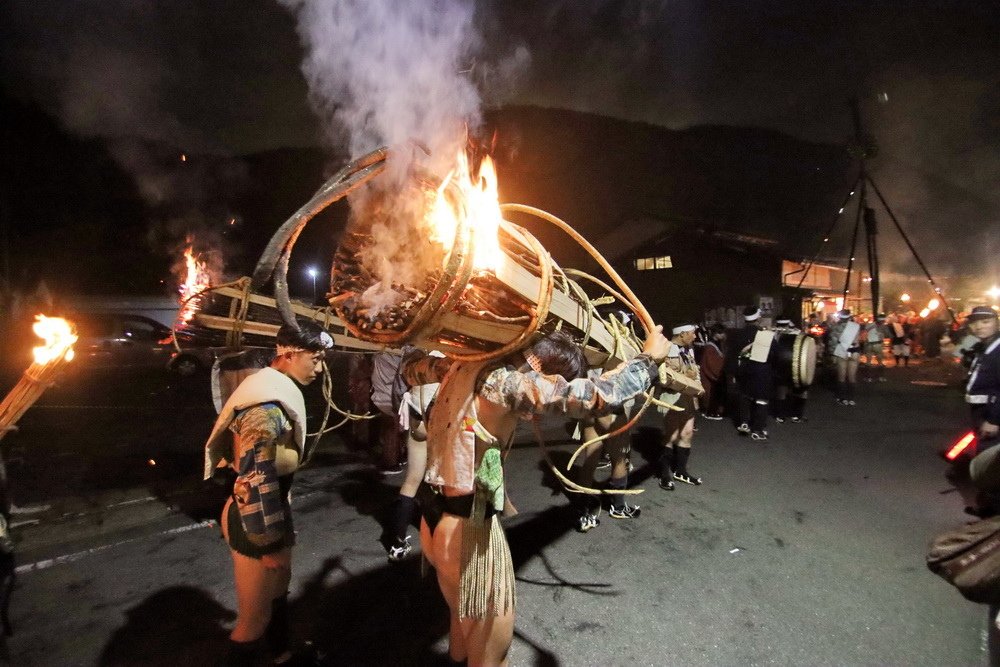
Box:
[847,400,857,406]
[703,413,724,421]
[576,512,600,532]
[659,477,675,491]
[387,536,412,561]
[790,416,803,423]
[673,472,703,486]
[750,431,768,441]
[774,416,786,423]
[736,423,751,435]
[380,463,405,475]
[596,453,611,470]
[609,504,641,519]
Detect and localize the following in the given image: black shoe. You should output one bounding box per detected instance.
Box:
[774,417,786,423]
[750,431,768,442]
[736,423,751,435]
[659,477,675,491]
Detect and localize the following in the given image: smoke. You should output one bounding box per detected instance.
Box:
[279,0,482,176]
[279,0,530,313]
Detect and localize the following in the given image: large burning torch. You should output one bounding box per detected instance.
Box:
[0,316,78,442]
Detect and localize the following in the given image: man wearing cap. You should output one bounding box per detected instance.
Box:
[658,324,703,487]
[729,305,776,441]
[829,309,862,406]
[963,307,1000,493]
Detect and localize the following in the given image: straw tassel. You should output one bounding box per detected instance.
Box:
[458,507,515,619]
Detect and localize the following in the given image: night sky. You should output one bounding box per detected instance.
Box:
[2,1,998,280]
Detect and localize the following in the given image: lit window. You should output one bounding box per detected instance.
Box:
[635,256,672,271]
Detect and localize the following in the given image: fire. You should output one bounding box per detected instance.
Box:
[428,151,504,272]
[177,243,212,325]
[32,315,77,365]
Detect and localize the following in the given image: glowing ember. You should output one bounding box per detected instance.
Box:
[178,243,212,325]
[32,315,77,365]
[428,151,504,272]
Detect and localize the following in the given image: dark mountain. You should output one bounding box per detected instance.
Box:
[486,106,855,270]
[1,95,855,297]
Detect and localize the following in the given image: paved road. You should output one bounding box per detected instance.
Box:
[6,360,991,666]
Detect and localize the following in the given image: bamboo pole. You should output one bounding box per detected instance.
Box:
[0,316,77,442]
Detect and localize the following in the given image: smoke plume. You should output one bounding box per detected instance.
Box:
[279,0,529,314]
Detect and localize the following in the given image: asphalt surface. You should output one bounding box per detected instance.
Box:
[3,358,991,666]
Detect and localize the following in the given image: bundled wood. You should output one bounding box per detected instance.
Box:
[0,316,78,443]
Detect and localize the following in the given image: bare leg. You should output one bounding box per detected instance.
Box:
[221,497,292,644]
[421,515,514,666]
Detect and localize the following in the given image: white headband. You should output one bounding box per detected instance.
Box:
[744,310,761,322]
[275,331,335,357]
[672,324,696,335]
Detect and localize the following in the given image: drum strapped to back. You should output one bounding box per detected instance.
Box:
[772,332,817,389]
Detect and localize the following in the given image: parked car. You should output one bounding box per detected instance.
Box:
[71,311,210,375]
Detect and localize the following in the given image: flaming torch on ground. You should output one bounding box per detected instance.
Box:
[0,315,78,443]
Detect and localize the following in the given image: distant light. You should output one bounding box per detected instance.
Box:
[839,208,845,214]
[987,286,1000,300]
[148,459,156,466]
[850,191,855,196]
[919,308,930,318]
[823,238,829,242]
[928,299,940,310]
[878,92,889,103]
[901,293,911,303]
[307,267,318,278]
[180,154,187,162]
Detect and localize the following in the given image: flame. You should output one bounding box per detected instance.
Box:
[177,243,212,325]
[32,315,77,365]
[428,151,504,272]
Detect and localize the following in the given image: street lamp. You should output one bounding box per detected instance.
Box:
[307,267,318,303]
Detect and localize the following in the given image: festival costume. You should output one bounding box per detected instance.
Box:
[204,368,308,555]
[771,323,809,421]
[732,323,775,437]
[699,341,725,418]
[403,352,657,619]
[967,333,1000,491]
[659,341,701,484]
[204,366,310,665]
[829,317,862,404]
[890,321,911,365]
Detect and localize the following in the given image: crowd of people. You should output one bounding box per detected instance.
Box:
[202,301,1000,666]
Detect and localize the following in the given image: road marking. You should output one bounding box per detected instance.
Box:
[16,520,217,575]
[16,488,324,575]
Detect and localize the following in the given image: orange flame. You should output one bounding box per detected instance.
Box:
[178,244,212,325]
[428,151,504,272]
[32,315,77,365]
